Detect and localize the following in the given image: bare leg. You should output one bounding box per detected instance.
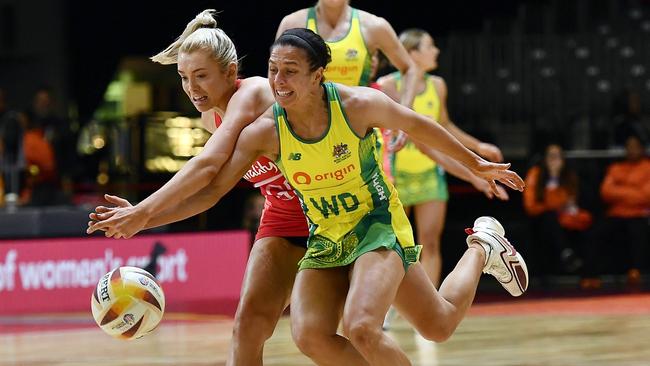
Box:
[382,205,414,329]
[393,244,486,342]
[291,267,369,366]
[413,200,447,288]
[227,237,305,366]
[343,249,411,366]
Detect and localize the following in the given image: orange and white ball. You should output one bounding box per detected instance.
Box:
[91,266,165,340]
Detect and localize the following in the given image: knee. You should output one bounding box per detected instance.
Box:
[232,304,278,343]
[419,231,441,250]
[290,320,330,359]
[417,322,456,343]
[344,317,384,352]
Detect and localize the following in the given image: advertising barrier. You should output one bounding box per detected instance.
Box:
[0,231,250,315]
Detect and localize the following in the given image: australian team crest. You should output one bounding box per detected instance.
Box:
[345,48,358,60]
[333,142,351,163]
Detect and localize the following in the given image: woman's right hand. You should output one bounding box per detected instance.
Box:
[88,194,132,221]
[87,194,149,239]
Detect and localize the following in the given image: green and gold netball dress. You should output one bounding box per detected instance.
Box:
[274,83,421,271]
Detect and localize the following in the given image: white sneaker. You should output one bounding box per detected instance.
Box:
[382,306,398,331]
[465,216,529,296]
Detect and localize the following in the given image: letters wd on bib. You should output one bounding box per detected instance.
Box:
[0,231,250,315]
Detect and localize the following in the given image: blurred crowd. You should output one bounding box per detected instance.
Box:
[0,86,76,207]
[518,87,650,290]
[523,134,650,289]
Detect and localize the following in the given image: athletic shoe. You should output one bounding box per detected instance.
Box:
[465,216,528,296]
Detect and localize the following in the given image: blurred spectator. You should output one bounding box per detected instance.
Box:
[523,143,591,277]
[26,87,75,199]
[0,88,25,207]
[612,89,650,147]
[20,111,60,206]
[598,134,650,285]
[28,87,64,133]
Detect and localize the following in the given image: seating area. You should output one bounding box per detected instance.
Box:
[431,0,650,157]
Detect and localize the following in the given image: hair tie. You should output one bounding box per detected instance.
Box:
[280,33,318,60]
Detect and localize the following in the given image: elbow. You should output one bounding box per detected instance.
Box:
[201,164,222,182]
[193,155,225,181]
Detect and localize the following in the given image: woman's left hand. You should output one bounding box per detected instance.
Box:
[472,177,510,200]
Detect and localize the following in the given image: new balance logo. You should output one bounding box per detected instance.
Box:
[288,152,302,161]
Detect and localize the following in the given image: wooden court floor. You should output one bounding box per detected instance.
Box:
[2,293,650,365]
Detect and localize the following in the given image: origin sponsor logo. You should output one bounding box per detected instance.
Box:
[139,277,149,286]
[325,65,359,76]
[293,164,356,185]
